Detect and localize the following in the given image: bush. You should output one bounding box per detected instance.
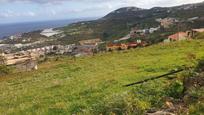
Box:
[90,81,168,115]
[0,65,11,76]
[132,81,167,107]
[90,92,150,115]
[189,101,204,115]
[166,80,184,99]
[195,58,204,72]
[98,43,107,51]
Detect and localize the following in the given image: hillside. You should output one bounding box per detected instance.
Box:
[1,40,204,114]
[60,1,204,43]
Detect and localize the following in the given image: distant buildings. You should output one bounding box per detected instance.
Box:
[156,18,178,28]
[106,43,128,51]
[192,28,204,33]
[72,45,97,57]
[186,28,204,38]
[27,44,75,55]
[70,38,103,57]
[129,27,160,39]
[0,52,38,71]
[130,28,145,38]
[106,40,147,51]
[164,28,204,42]
[9,33,22,40]
[0,44,78,71]
[188,17,199,21]
[79,38,102,46]
[149,27,160,33]
[118,34,131,41]
[168,32,189,41]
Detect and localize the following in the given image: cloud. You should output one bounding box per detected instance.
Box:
[0,0,67,4]
[0,0,203,23]
[0,10,36,18]
[0,0,107,4]
[0,0,203,8]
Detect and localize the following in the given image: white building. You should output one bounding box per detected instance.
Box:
[149,27,160,33]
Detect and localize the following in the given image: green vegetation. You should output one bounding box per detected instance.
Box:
[0,65,11,76]
[58,3,204,45]
[0,56,10,76]
[165,80,184,99]
[195,32,204,39]
[0,40,204,114]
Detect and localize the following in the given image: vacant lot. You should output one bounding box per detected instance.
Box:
[1,40,204,114]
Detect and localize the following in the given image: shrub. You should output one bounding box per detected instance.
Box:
[0,65,11,76]
[91,92,150,115]
[132,81,167,107]
[90,81,168,115]
[98,43,107,51]
[166,80,184,99]
[186,53,197,65]
[195,58,204,72]
[189,101,204,115]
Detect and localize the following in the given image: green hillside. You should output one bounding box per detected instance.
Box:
[59,2,204,44]
[1,40,204,114]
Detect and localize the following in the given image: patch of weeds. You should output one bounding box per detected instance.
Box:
[165,80,184,99]
[90,92,150,115]
[0,65,11,76]
[144,68,157,72]
[189,102,204,115]
[46,80,63,90]
[72,67,82,72]
[100,79,119,89]
[69,103,87,114]
[132,81,166,107]
[195,58,204,72]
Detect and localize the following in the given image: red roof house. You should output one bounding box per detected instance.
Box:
[168,32,188,41]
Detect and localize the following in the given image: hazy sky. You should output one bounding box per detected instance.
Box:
[0,0,203,24]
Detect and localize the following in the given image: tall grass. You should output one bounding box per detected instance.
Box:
[0,40,204,114]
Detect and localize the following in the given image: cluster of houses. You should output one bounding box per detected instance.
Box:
[0,51,38,71]
[0,38,103,71]
[0,44,76,71]
[9,33,22,40]
[130,27,160,38]
[117,26,160,42]
[164,28,204,42]
[156,18,178,28]
[26,44,75,55]
[106,40,147,51]
[73,39,102,57]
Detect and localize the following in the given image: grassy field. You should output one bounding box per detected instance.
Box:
[1,40,204,114]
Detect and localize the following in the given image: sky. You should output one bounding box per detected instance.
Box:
[0,0,203,24]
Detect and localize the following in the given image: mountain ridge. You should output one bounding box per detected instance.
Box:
[60,1,204,43]
[1,1,204,47]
